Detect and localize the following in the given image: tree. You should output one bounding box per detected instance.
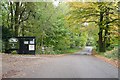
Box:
[23,2,71,54]
[67,2,119,52]
[1,1,35,37]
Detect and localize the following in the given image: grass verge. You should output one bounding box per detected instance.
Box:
[61,48,82,54]
[93,48,118,68]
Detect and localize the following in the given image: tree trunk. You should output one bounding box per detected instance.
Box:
[10,2,14,37]
[103,9,109,52]
[22,22,25,37]
[14,2,19,37]
[98,12,105,52]
[103,26,108,52]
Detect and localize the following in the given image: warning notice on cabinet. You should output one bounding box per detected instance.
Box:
[29,45,35,51]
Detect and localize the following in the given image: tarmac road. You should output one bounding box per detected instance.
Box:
[2,46,118,78]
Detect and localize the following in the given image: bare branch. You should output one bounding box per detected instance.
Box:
[108,19,120,24]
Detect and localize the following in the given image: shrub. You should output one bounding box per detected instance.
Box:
[11,50,17,54]
[103,49,118,60]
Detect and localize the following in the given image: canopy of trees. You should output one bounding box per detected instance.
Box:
[67,2,119,52]
[1,1,119,53]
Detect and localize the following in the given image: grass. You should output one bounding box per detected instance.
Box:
[5,47,82,55]
[60,48,82,54]
[98,48,118,60]
[38,48,82,55]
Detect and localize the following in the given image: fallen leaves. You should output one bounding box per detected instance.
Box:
[95,54,118,68]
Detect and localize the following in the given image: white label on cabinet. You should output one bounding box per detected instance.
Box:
[29,45,35,51]
[24,41,28,44]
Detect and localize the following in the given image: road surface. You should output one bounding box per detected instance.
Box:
[2,46,118,78]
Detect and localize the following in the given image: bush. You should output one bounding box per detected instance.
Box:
[11,50,17,54]
[55,50,63,54]
[103,49,118,60]
[106,46,114,51]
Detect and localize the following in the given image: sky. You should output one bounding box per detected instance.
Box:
[53,0,59,7]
